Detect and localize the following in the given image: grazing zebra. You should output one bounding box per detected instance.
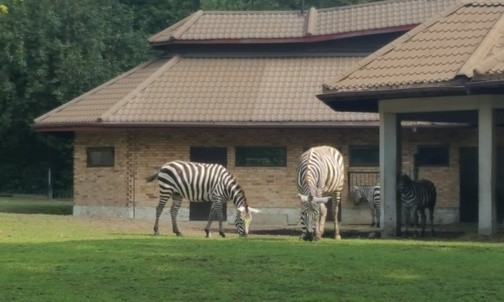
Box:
[352,185,381,228]
[146,160,259,238]
[397,173,437,237]
[296,146,345,241]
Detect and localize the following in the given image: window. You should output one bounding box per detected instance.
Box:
[235,146,286,167]
[349,146,379,167]
[86,147,114,167]
[416,145,449,166]
[190,147,227,166]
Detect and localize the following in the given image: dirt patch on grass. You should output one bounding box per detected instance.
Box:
[73,217,504,242]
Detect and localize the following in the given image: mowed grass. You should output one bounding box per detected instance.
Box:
[0,198,504,301]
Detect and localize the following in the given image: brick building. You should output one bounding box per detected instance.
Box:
[35,0,480,228]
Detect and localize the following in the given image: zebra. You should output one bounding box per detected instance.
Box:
[146,160,260,238]
[296,146,345,241]
[397,173,437,237]
[352,185,381,228]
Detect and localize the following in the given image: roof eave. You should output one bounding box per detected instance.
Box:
[33,121,383,132]
[148,25,416,47]
[317,84,469,113]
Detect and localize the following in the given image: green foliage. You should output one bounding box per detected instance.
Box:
[0,212,503,301]
[0,0,151,194]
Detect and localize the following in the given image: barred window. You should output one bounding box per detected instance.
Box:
[349,145,379,167]
[87,147,114,167]
[235,146,286,167]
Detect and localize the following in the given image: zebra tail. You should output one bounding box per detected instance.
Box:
[145,170,159,183]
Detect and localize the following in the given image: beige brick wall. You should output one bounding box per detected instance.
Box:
[73,126,499,223]
[74,131,129,206]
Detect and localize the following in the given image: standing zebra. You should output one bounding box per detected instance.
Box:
[296,146,345,241]
[146,160,259,238]
[352,185,381,227]
[397,173,437,237]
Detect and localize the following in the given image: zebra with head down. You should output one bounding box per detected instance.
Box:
[146,160,260,238]
[296,146,345,241]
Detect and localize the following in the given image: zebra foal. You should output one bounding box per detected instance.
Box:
[146,160,259,238]
[397,173,437,237]
[352,185,380,227]
[296,146,345,241]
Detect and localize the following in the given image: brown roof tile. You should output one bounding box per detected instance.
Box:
[35,55,379,128]
[149,0,459,44]
[323,1,504,91]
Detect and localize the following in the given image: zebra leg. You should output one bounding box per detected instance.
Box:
[153,195,169,236]
[429,207,435,236]
[333,192,342,240]
[375,206,381,228]
[419,209,427,237]
[316,203,327,240]
[370,206,376,227]
[205,202,225,238]
[170,197,183,236]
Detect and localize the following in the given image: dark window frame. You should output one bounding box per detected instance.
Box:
[416,145,449,167]
[235,146,287,167]
[86,147,115,167]
[349,145,379,167]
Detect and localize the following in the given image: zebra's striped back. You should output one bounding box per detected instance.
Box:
[398,173,436,210]
[296,146,344,197]
[296,146,345,240]
[353,186,379,206]
[157,161,246,207]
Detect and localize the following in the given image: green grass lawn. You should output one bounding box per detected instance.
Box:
[0,198,503,301]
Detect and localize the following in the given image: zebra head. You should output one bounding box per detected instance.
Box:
[352,186,364,205]
[397,172,412,193]
[298,194,330,241]
[236,206,260,237]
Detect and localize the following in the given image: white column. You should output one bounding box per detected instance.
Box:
[478,103,496,238]
[380,111,401,237]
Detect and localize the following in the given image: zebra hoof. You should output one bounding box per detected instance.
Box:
[219,232,226,238]
[176,232,183,237]
[334,234,342,240]
[205,230,210,238]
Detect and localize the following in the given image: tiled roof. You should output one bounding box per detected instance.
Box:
[148,0,459,45]
[35,55,378,128]
[322,1,504,92]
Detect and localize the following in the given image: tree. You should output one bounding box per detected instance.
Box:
[0,0,151,195]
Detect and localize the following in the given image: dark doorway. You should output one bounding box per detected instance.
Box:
[459,147,478,222]
[189,147,228,221]
[459,147,504,223]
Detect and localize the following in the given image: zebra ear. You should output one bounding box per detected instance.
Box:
[298,194,309,202]
[313,196,331,204]
[248,207,261,213]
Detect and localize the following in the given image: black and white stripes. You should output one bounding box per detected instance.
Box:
[352,185,381,228]
[146,160,258,238]
[397,173,437,236]
[296,146,345,241]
